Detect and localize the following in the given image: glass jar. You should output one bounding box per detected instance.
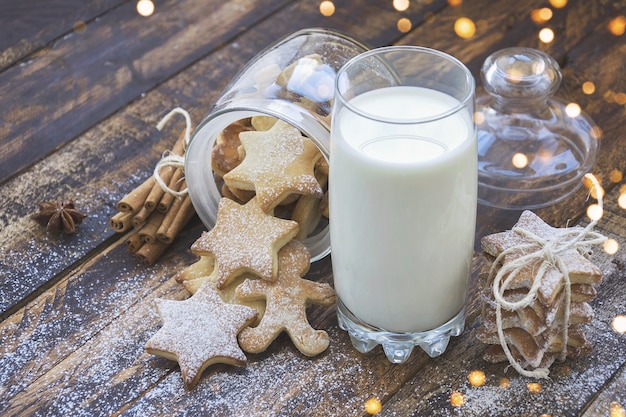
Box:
[185,28,370,261]
[475,47,599,209]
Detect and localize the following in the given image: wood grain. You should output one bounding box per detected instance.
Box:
[1,0,625,415]
[0,0,126,70]
[0,0,452,319]
[0,0,291,184]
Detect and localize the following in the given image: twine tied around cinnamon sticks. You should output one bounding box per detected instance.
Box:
[153,108,191,198]
[490,173,607,378]
[109,108,196,264]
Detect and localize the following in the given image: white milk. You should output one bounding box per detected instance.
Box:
[329,86,477,333]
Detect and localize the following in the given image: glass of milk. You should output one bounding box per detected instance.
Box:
[330,46,476,363]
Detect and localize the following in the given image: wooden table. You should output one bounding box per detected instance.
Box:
[1,0,625,415]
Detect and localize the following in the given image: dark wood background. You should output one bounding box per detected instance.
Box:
[1,0,625,415]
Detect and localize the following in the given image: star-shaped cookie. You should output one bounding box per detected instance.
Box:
[222,119,323,212]
[145,283,257,389]
[481,210,603,306]
[191,197,299,288]
[236,240,336,357]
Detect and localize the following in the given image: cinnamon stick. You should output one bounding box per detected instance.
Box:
[156,167,185,213]
[132,205,151,228]
[134,240,169,265]
[138,212,166,244]
[116,176,155,213]
[110,211,135,233]
[157,193,195,244]
[126,232,144,254]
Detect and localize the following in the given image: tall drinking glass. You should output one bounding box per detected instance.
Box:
[330,46,476,363]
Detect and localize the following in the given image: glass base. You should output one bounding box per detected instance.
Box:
[336,299,465,363]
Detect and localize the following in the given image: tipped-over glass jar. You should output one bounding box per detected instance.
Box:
[476,47,599,209]
[185,29,369,261]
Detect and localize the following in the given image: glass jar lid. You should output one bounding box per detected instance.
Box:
[476,47,599,209]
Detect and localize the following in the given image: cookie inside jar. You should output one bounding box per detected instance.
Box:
[211,115,330,246]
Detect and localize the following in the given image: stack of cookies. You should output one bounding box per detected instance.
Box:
[476,210,604,376]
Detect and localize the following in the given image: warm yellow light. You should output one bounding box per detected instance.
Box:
[499,377,511,388]
[468,369,486,387]
[618,192,626,209]
[473,111,485,124]
[397,17,412,33]
[364,397,382,414]
[613,315,626,334]
[527,382,542,393]
[608,16,626,36]
[587,203,603,221]
[604,238,619,255]
[615,93,626,105]
[531,8,553,24]
[539,414,553,417]
[582,81,596,95]
[588,183,605,200]
[505,67,525,83]
[136,0,155,16]
[589,126,603,140]
[450,391,465,407]
[583,173,603,199]
[610,401,626,417]
[512,153,529,169]
[565,102,581,118]
[448,0,462,5]
[539,28,555,43]
[393,0,410,12]
[609,169,623,183]
[319,1,335,16]
[454,17,476,39]
[549,0,567,8]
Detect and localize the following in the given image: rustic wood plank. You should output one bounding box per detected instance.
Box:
[2,1,625,415]
[0,111,169,317]
[0,222,202,414]
[0,0,291,184]
[4,186,621,417]
[0,0,126,71]
[0,258,422,417]
[581,364,626,416]
[0,0,450,320]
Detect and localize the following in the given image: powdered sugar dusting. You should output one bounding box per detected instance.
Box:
[223,119,323,211]
[146,285,256,388]
[191,197,298,284]
[123,327,369,417]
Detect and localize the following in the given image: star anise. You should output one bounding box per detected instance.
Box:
[32,200,87,234]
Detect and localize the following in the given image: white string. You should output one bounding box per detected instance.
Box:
[153,107,192,197]
[490,173,607,378]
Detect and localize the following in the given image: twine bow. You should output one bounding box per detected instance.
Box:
[490,173,607,378]
[153,107,192,197]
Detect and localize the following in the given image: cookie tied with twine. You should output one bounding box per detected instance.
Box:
[478,174,607,378]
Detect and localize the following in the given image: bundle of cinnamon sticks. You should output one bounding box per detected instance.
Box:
[110,131,196,265]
